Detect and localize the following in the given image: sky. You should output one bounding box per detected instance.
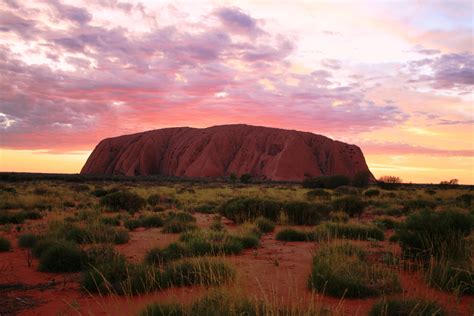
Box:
[0,0,473,183]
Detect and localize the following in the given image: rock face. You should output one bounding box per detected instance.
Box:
[81,124,374,181]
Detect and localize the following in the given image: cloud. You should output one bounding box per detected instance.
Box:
[411,44,440,56]
[215,7,261,36]
[405,52,474,93]
[0,2,409,152]
[49,0,92,25]
[362,142,474,157]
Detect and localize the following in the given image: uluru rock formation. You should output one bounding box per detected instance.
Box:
[81,124,374,181]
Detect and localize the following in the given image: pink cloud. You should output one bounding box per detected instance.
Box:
[362,142,474,157]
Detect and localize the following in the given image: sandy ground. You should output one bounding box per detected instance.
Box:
[0,213,472,315]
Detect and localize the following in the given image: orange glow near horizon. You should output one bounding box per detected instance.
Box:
[1,148,473,184]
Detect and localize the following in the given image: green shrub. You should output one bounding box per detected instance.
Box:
[306,189,331,201]
[193,203,218,213]
[91,188,108,197]
[240,173,252,184]
[32,238,58,258]
[0,212,25,224]
[332,196,366,217]
[100,191,145,213]
[455,193,472,208]
[167,212,196,223]
[113,228,130,244]
[314,223,385,241]
[145,243,189,266]
[147,194,162,206]
[303,175,350,189]
[369,298,445,316]
[0,236,11,252]
[209,216,225,232]
[165,257,235,287]
[140,291,262,316]
[373,216,400,230]
[329,211,349,223]
[283,201,331,225]
[334,186,361,195]
[425,259,473,295]
[219,197,281,223]
[364,189,380,198]
[309,243,401,298]
[140,215,164,228]
[162,221,197,234]
[394,209,473,259]
[18,233,39,248]
[236,232,260,249]
[276,229,312,242]
[64,226,88,243]
[100,216,121,226]
[125,219,141,230]
[83,244,165,295]
[139,303,184,316]
[38,241,84,272]
[80,225,129,244]
[22,211,43,220]
[352,171,372,188]
[403,199,436,212]
[254,216,275,233]
[189,291,260,316]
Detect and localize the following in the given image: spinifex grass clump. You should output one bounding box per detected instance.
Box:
[220,197,331,225]
[220,197,281,223]
[369,298,445,316]
[306,189,331,201]
[145,242,189,266]
[0,236,11,252]
[140,289,326,316]
[18,233,39,248]
[146,226,262,265]
[402,199,437,212]
[373,216,400,230]
[425,258,473,295]
[47,221,130,245]
[100,216,121,226]
[124,214,164,230]
[332,196,366,217]
[162,211,197,233]
[254,216,275,233]
[82,246,164,295]
[313,222,385,241]
[283,201,332,225]
[165,257,235,287]
[100,191,145,213]
[0,210,42,224]
[363,189,380,198]
[309,242,401,298]
[394,208,472,260]
[84,252,235,295]
[140,291,260,316]
[302,175,350,189]
[276,228,314,242]
[38,240,84,272]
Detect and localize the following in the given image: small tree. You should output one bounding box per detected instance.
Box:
[352,171,372,188]
[378,176,401,190]
[439,179,459,189]
[229,173,237,184]
[240,173,252,184]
